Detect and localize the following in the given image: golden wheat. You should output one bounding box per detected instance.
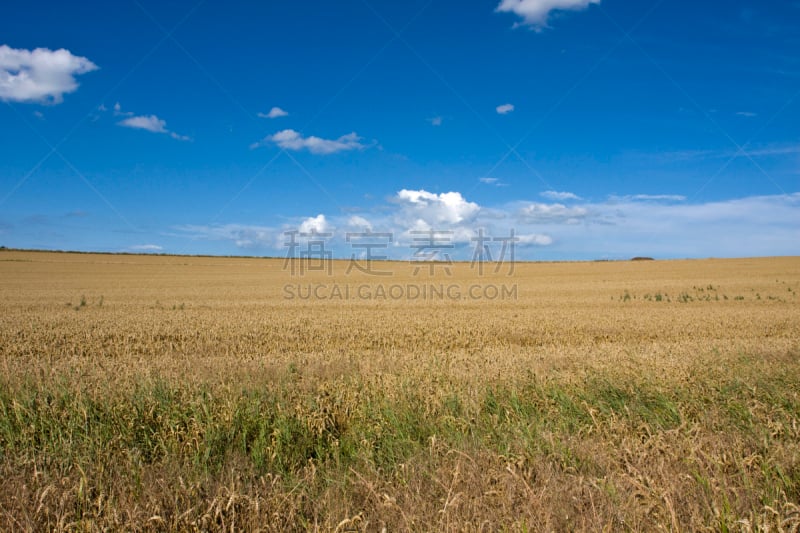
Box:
[0,251,798,531]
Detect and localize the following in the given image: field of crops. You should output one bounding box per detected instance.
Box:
[1,250,798,531]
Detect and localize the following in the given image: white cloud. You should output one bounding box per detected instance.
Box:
[0,45,98,104]
[299,214,330,234]
[517,233,554,246]
[736,111,757,118]
[347,215,373,231]
[496,0,601,29]
[480,176,508,187]
[541,190,581,201]
[255,129,365,154]
[623,194,686,202]
[558,193,800,259]
[395,189,480,226]
[129,244,163,252]
[742,144,800,157]
[119,115,167,133]
[174,216,333,251]
[176,224,276,249]
[517,202,589,223]
[428,116,443,126]
[496,103,515,114]
[118,113,190,141]
[258,106,288,119]
[113,101,133,116]
[173,190,800,261]
[655,143,800,162]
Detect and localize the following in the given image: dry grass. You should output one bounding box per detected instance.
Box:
[0,251,799,531]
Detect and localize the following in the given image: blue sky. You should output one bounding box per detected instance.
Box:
[0,0,798,260]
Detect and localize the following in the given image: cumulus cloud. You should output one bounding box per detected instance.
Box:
[347,215,373,231]
[496,103,515,114]
[496,0,601,29]
[299,214,330,234]
[172,187,800,261]
[395,189,480,226]
[118,113,190,141]
[541,190,581,201]
[258,106,288,119]
[0,45,98,104]
[254,129,365,154]
[119,115,167,133]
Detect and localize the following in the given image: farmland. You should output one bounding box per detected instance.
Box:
[0,250,799,530]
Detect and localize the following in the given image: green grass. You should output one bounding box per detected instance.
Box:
[1,366,794,478]
[1,354,798,530]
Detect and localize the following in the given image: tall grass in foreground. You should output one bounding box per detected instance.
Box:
[1,352,798,531]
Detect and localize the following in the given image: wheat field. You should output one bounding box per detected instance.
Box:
[0,250,798,531]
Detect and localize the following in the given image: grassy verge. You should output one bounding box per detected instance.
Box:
[1,352,798,531]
